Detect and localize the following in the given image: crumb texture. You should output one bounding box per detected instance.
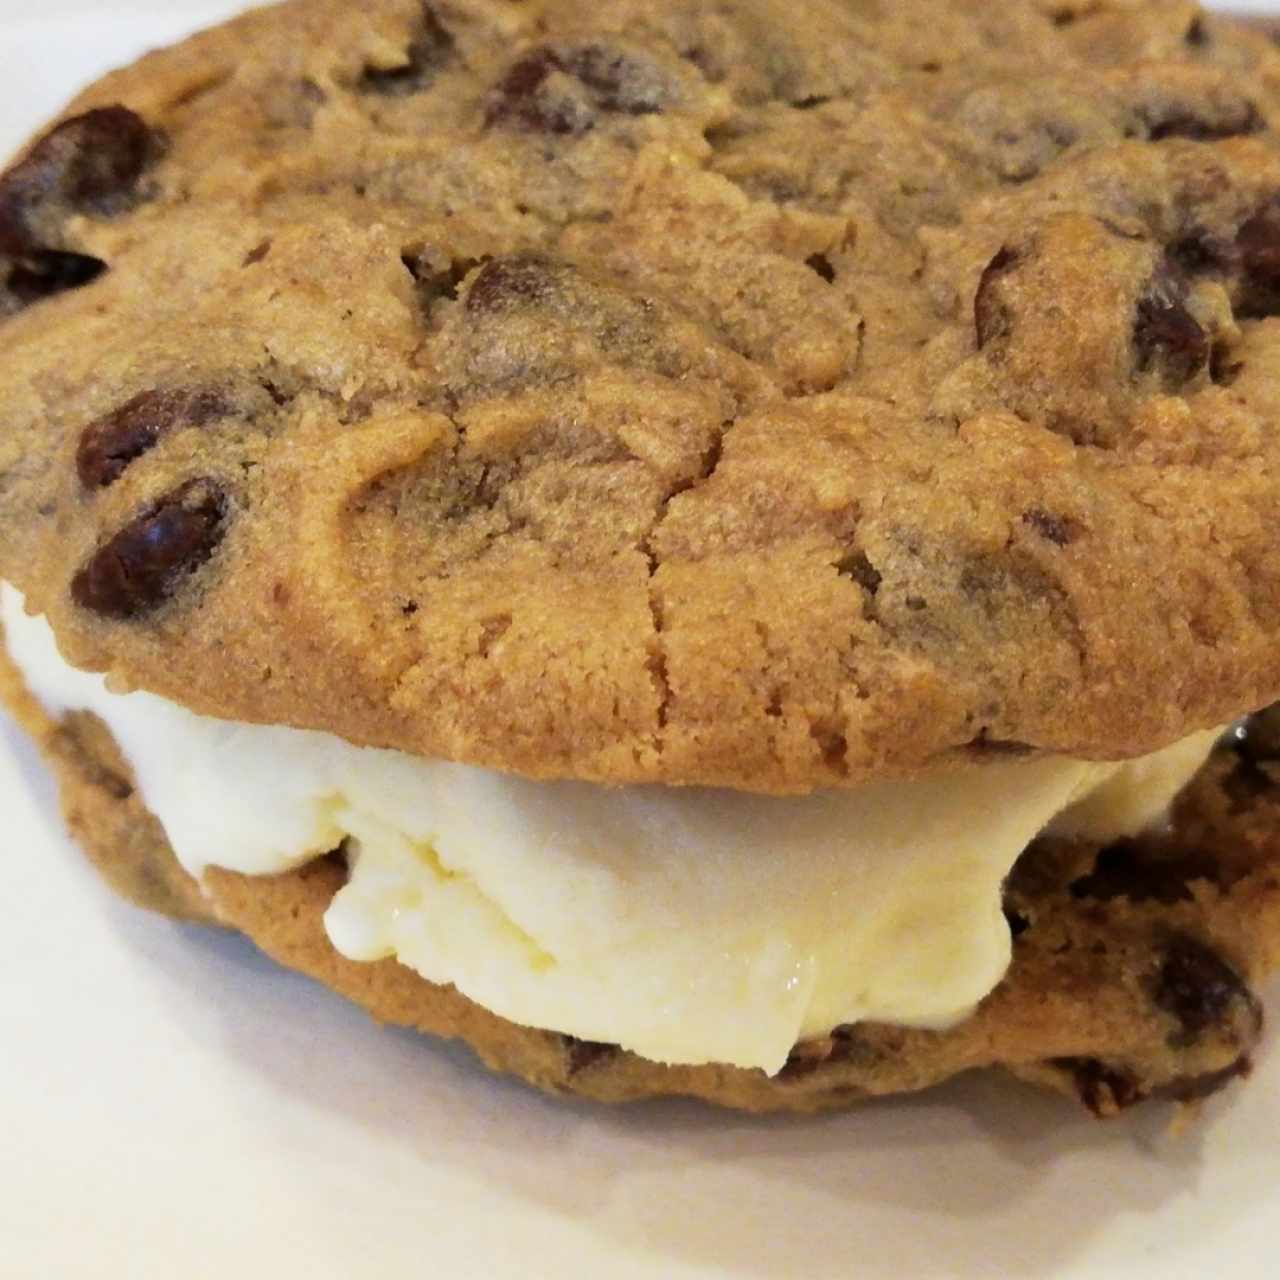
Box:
[5,2,1280,787]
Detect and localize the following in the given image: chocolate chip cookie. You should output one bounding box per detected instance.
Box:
[5,629,1279,1113]
[6,0,1280,1117]
[4,1,1280,789]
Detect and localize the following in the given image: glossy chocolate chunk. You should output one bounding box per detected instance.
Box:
[1153,934,1261,1044]
[1133,264,1208,386]
[71,478,229,619]
[76,388,228,490]
[0,106,159,253]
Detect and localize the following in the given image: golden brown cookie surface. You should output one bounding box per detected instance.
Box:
[5,3,1280,789]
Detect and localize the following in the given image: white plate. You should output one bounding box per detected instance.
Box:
[2,4,1278,1276]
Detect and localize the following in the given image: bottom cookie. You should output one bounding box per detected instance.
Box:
[5,633,1279,1115]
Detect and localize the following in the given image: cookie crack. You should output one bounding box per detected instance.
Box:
[644,570,670,740]
[639,421,734,750]
[645,421,728,553]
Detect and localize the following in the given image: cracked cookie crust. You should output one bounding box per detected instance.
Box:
[6,3,1280,790]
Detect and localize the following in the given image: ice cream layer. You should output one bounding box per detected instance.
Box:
[1,583,1217,1073]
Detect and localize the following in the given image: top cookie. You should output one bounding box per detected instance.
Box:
[2,0,1280,792]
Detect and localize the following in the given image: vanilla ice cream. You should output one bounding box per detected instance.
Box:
[1,583,1219,1073]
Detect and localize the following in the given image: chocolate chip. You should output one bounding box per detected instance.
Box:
[1223,707,1280,807]
[562,1036,617,1076]
[805,253,836,283]
[0,105,159,319]
[70,478,229,619]
[465,254,558,312]
[1224,762,1273,811]
[1003,904,1031,938]
[0,106,159,254]
[359,3,453,96]
[486,44,667,135]
[811,726,849,771]
[836,550,881,593]
[76,388,228,490]
[487,49,596,135]
[1185,16,1210,48]
[1142,102,1262,143]
[1069,840,1220,906]
[1230,704,1280,764]
[1235,203,1280,318]
[1168,230,1234,278]
[3,248,105,312]
[1152,935,1261,1045]
[1054,1057,1145,1117]
[1133,264,1208,386]
[1021,508,1076,546]
[974,246,1019,348]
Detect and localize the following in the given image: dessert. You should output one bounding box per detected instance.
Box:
[3,0,1280,1113]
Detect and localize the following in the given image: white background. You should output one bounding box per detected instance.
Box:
[2,3,1279,1277]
